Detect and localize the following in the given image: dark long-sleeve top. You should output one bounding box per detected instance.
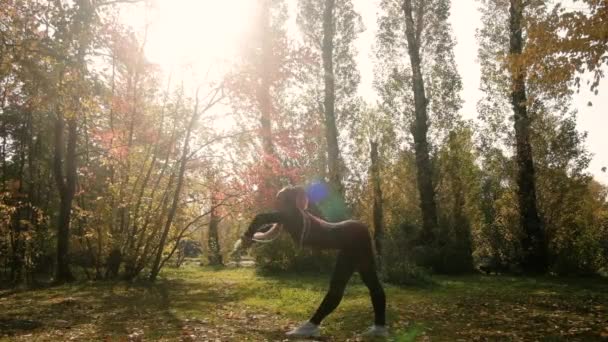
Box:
[244,208,369,251]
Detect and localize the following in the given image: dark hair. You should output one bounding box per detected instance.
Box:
[275,185,306,211]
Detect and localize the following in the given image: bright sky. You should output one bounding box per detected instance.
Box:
[128,0,608,185]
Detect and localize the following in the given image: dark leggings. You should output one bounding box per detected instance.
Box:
[309,247,386,326]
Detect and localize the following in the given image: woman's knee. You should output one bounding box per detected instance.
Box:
[370,285,385,298]
[326,284,346,298]
[363,274,383,291]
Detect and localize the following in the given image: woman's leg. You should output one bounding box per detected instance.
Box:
[309,250,355,325]
[357,243,386,326]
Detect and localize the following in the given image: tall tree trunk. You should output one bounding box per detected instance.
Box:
[255,0,279,208]
[10,212,24,284]
[1,77,8,192]
[322,0,344,197]
[51,0,92,283]
[53,114,77,283]
[370,141,384,270]
[26,111,39,283]
[1,114,6,192]
[402,0,438,244]
[8,119,26,283]
[258,0,275,159]
[207,197,222,266]
[508,0,546,273]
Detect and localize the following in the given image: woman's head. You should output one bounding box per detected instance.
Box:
[275,185,309,211]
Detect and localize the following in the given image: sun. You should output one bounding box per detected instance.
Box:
[123,0,258,77]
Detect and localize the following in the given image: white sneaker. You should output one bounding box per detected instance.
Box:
[286,321,320,337]
[362,325,388,337]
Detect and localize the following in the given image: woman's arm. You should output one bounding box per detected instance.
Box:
[232,212,285,257]
[253,223,282,241]
[243,212,285,239]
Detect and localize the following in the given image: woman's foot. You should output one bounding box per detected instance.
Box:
[286,321,320,337]
[362,325,388,337]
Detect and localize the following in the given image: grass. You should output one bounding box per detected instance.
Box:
[1,263,607,341]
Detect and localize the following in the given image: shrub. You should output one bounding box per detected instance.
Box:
[382,222,434,286]
[252,234,336,274]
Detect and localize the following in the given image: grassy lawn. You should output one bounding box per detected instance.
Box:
[1,263,607,341]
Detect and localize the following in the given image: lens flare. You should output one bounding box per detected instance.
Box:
[306,181,349,221]
[307,181,329,204]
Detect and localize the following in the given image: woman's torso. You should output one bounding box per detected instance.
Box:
[281,209,370,250]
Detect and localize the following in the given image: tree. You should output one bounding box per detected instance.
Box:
[53,113,78,282]
[321,0,344,196]
[507,0,546,273]
[434,124,479,273]
[531,111,599,274]
[476,0,606,274]
[149,86,223,281]
[206,170,224,266]
[225,0,294,208]
[401,0,439,244]
[207,198,222,266]
[0,1,53,284]
[370,140,384,268]
[477,0,566,273]
[375,0,462,244]
[297,0,364,204]
[525,0,608,94]
[48,0,103,283]
[258,0,278,160]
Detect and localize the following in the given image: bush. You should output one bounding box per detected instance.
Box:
[436,242,474,274]
[383,257,433,286]
[252,234,336,274]
[550,225,605,276]
[382,222,434,286]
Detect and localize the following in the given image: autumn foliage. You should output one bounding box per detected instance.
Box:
[1,0,607,287]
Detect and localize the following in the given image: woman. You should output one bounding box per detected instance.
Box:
[234,185,387,338]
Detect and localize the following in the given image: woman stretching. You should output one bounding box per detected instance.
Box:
[234,185,387,338]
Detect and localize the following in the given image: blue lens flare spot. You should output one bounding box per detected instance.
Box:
[306,180,349,221]
[307,181,329,204]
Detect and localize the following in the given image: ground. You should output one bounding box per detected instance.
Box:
[1,263,607,341]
